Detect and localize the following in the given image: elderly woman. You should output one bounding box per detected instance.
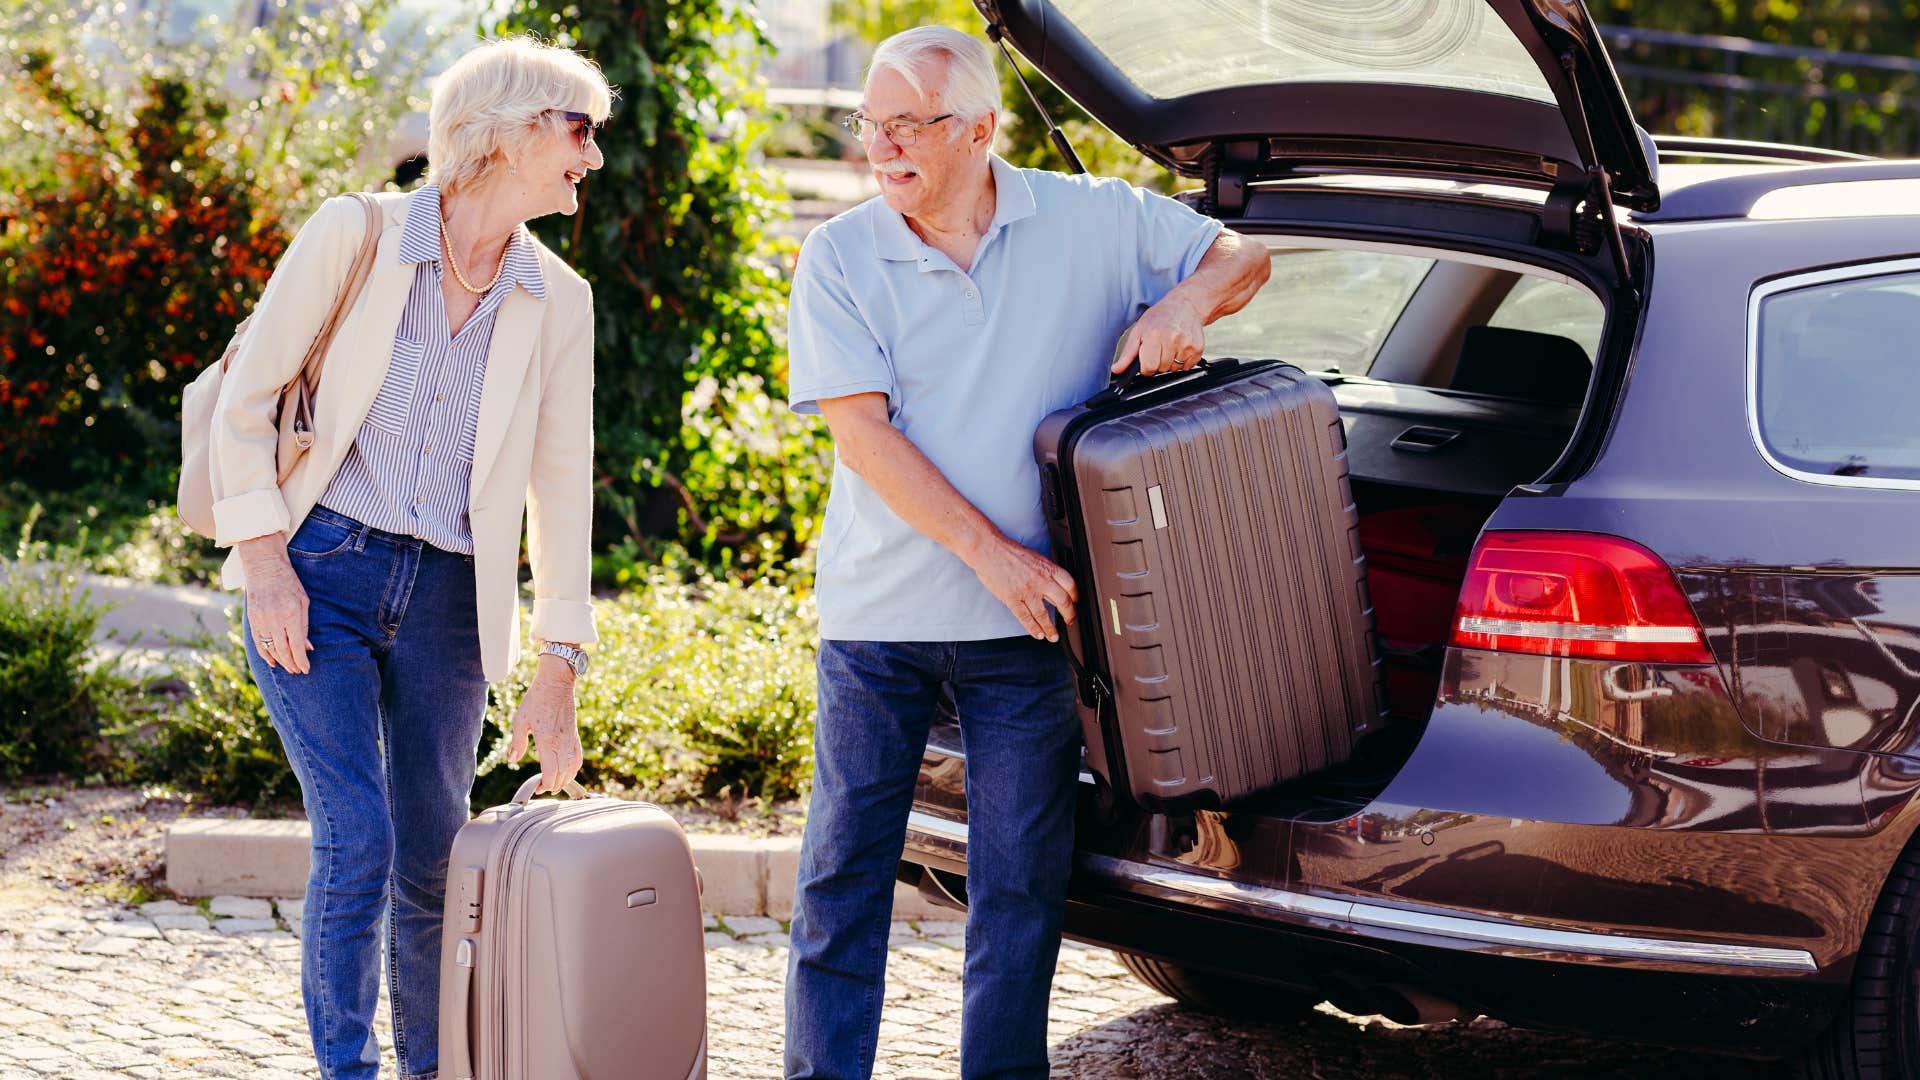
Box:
[206,36,609,1080]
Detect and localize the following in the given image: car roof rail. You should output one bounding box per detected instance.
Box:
[1639,159,1920,222]
[1651,136,1876,167]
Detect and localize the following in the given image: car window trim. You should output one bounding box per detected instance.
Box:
[1247,233,1590,287]
[1746,257,1920,492]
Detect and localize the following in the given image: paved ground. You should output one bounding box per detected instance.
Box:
[0,879,1776,1079]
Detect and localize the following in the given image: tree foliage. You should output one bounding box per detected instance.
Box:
[0,0,436,491]
[1596,1,1920,151]
[488,0,829,578]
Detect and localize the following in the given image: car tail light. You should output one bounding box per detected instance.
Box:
[1450,531,1714,664]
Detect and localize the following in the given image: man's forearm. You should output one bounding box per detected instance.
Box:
[1163,230,1270,324]
[829,407,1002,567]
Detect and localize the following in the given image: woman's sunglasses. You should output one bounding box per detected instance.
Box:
[549,109,601,150]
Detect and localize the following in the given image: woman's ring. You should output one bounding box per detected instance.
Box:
[258,634,276,648]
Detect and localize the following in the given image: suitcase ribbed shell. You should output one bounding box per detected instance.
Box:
[1037,362,1382,808]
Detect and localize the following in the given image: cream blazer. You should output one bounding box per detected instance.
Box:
[208,189,597,681]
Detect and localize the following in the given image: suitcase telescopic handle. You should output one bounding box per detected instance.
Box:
[509,777,590,806]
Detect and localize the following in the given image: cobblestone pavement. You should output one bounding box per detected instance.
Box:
[0,884,1773,1079]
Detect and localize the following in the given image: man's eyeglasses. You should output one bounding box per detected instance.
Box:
[549,109,601,150]
[840,112,955,147]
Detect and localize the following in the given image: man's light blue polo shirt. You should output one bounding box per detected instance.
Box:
[788,155,1223,642]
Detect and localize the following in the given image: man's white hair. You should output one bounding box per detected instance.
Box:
[428,35,614,196]
[866,25,1001,133]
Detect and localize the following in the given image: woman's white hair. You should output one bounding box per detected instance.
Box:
[428,35,614,196]
[867,26,1001,134]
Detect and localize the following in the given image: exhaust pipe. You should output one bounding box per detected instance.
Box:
[1325,978,1469,1026]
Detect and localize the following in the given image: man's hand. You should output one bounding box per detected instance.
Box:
[1112,292,1206,378]
[236,533,314,674]
[508,653,584,794]
[818,393,1081,641]
[966,535,1078,642]
[1112,229,1270,380]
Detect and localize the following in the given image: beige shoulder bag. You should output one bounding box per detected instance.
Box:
[177,191,383,539]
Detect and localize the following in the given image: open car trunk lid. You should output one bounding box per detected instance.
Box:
[976,0,1659,214]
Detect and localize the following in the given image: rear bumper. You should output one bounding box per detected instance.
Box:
[902,809,1840,1052]
[906,811,1814,976]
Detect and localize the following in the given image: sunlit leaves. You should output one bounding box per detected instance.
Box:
[0,0,468,489]
[490,0,817,579]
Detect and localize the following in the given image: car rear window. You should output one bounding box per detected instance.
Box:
[1756,269,1920,483]
[1203,248,1433,375]
[1487,276,1605,362]
[1048,0,1554,106]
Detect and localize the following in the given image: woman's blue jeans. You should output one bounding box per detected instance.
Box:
[243,505,488,1080]
[785,636,1081,1080]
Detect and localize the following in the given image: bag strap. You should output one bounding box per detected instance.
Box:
[287,191,384,395]
[1052,608,1110,713]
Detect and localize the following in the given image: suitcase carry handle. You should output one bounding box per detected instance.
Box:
[510,777,590,806]
[1090,357,1241,409]
[450,937,477,1080]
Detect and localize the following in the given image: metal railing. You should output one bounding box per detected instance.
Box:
[1599,25,1920,157]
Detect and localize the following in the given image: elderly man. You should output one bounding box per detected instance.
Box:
[783,24,1270,1080]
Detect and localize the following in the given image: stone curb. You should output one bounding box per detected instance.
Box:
[166,818,954,921]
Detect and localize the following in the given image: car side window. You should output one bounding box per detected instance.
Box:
[1756,270,1920,484]
[1203,248,1434,375]
[1486,276,1606,362]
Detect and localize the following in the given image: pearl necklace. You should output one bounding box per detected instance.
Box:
[440,212,508,296]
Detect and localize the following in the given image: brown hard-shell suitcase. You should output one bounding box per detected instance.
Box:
[1035,358,1383,809]
[438,778,707,1080]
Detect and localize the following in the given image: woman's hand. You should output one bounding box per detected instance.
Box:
[508,653,584,794]
[237,533,314,674]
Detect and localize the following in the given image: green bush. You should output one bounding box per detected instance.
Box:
[116,615,299,809]
[2,482,223,588]
[86,571,817,809]
[489,0,829,579]
[0,555,134,780]
[476,571,818,806]
[0,0,440,494]
[674,374,833,583]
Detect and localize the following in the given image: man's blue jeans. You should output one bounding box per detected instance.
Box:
[785,636,1081,1080]
[243,506,489,1080]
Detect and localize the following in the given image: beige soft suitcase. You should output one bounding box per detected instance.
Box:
[438,777,707,1079]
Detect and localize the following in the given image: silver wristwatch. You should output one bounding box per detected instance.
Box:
[539,642,591,678]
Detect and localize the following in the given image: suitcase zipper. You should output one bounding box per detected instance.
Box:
[486,800,643,1078]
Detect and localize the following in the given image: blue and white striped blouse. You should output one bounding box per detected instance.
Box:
[317,185,547,555]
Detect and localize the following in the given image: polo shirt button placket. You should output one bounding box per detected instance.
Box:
[962,283,985,327]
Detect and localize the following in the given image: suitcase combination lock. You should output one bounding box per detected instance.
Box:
[457,866,484,932]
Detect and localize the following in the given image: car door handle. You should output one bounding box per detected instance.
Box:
[1390,426,1462,454]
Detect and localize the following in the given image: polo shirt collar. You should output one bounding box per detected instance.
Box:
[398,184,548,301]
[871,154,1036,263]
